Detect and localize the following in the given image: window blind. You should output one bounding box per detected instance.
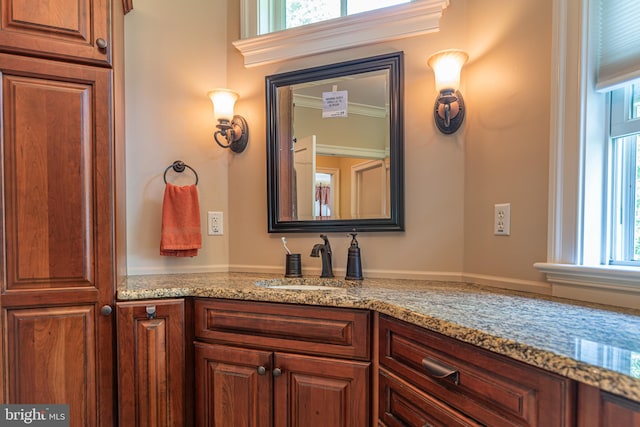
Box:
[596,0,640,92]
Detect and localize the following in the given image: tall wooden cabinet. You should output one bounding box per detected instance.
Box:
[0,1,126,426]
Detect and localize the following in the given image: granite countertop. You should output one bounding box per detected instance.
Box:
[119,272,640,402]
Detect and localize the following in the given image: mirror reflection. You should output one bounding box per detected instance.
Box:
[266,52,404,232]
[291,69,390,220]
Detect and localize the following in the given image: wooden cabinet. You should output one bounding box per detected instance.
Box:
[0,0,112,65]
[577,383,640,426]
[0,1,125,425]
[117,299,191,427]
[194,343,272,427]
[0,53,116,426]
[378,314,575,427]
[194,299,372,427]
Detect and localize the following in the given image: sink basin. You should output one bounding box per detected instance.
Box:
[254,278,360,291]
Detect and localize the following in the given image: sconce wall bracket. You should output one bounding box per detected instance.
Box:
[214,115,249,153]
[434,89,465,134]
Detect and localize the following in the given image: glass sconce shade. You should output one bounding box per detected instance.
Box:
[208,89,239,122]
[427,50,468,92]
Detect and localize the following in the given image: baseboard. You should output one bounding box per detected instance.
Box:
[462,273,552,295]
[126,264,229,276]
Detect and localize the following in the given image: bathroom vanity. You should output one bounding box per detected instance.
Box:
[117,273,640,426]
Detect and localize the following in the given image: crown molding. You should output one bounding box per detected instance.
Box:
[233,0,450,67]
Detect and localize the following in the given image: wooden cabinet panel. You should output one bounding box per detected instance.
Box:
[379,369,480,427]
[379,315,574,426]
[117,300,187,427]
[577,383,640,426]
[273,352,370,427]
[195,299,371,360]
[1,53,111,294]
[0,53,115,425]
[4,305,98,427]
[195,342,273,427]
[0,0,111,65]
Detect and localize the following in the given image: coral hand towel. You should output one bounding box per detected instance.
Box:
[160,183,202,257]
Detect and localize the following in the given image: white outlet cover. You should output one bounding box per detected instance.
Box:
[207,211,224,236]
[494,203,511,236]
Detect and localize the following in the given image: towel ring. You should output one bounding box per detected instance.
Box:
[163,160,199,185]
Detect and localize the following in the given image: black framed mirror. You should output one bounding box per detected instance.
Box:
[266,52,404,233]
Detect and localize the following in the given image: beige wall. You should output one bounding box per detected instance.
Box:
[464,0,551,285]
[225,0,551,285]
[124,0,553,288]
[124,0,231,274]
[225,1,468,277]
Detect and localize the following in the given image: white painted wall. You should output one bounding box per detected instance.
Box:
[124,0,231,274]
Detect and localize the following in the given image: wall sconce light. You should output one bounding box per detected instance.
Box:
[207,89,249,153]
[427,49,468,134]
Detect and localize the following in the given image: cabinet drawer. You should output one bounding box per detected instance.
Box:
[379,315,574,426]
[379,369,481,427]
[195,299,371,360]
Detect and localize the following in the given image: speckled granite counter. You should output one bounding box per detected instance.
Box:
[120,272,640,402]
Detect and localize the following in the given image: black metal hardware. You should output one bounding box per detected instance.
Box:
[163,160,199,185]
[100,305,112,316]
[421,356,460,385]
[146,305,156,319]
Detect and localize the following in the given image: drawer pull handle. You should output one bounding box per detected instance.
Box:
[257,366,266,375]
[421,356,460,385]
[272,368,282,377]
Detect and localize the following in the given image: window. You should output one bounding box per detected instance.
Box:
[534,0,640,308]
[281,0,410,34]
[609,83,640,265]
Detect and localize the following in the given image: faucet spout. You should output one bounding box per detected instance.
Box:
[310,235,334,278]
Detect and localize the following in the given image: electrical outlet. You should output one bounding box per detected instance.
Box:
[207,211,223,236]
[494,203,511,236]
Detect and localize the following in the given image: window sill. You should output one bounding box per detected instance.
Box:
[232,0,450,67]
[534,262,640,293]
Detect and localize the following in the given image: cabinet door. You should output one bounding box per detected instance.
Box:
[0,0,111,65]
[117,300,186,427]
[0,53,114,426]
[4,306,99,426]
[577,383,640,426]
[273,352,370,427]
[195,342,273,427]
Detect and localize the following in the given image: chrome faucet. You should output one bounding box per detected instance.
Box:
[310,234,334,278]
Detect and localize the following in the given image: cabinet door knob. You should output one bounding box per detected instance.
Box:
[96,38,108,49]
[146,305,156,319]
[257,366,266,375]
[100,305,113,316]
[421,356,460,385]
[272,368,282,377]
